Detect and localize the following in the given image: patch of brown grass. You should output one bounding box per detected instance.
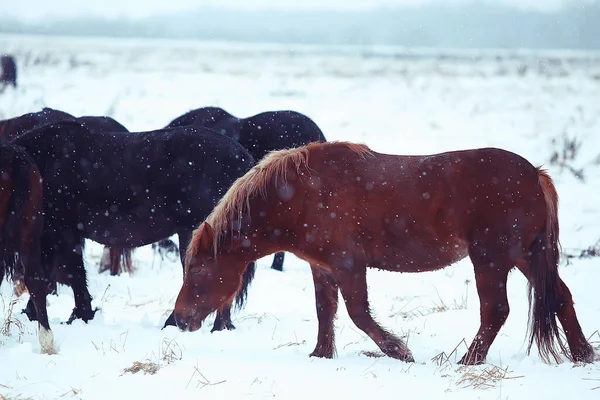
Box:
[121,361,160,376]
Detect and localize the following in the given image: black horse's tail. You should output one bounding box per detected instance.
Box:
[0,144,43,285]
[233,261,256,310]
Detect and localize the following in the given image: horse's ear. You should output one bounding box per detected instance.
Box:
[198,222,215,250]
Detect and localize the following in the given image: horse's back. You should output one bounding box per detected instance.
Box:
[0,107,76,142]
[165,107,237,130]
[14,121,255,208]
[240,110,326,161]
[16,121,253,179]
[78,115,129,133]
[291,144,547,271]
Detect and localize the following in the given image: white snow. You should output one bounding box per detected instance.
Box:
[1,34,600,399]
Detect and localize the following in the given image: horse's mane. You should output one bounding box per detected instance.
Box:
[186,141,372,261]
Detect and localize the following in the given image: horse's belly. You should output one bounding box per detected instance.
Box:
[375,240,469,273]
[81,212,181,247]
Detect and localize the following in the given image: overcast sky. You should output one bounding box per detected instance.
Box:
[0,0,581,21]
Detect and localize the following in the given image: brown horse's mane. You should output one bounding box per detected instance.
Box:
[186,141,372,261]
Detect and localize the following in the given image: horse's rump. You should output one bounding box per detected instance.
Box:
[0,143,44,284]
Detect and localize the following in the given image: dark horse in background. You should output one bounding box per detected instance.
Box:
[0,108,135,277]
[12,120,257,336]
[174,141,596,365]
[166,106,327,272]
[0,143,52,353]
[0,55,17,89]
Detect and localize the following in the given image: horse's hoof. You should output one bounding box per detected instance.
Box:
[162,312,176,329]
[211,320,236,333]
[64,307,99,325]
[573,345,597,364]
[309,346,335,359]
[21,307,38,322]
[458,352,485,366]
[383,344,414,363]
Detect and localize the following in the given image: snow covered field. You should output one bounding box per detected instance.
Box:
[1,34,600,399]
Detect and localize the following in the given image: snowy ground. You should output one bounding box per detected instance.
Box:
[1,34,600,399]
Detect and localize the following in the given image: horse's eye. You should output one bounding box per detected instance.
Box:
[190,267,203,275]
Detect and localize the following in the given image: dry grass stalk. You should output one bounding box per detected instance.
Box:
[273,331,306,350]
[59,387,81,397]
[1,296,24,338]
[186,364,226,390]
[431,338,470,369]
[161,338,183,365]
[586,330,600,350]
[456,364,524,390]
[582,378,600,391]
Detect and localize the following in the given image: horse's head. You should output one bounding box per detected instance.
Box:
[174,222,246,332]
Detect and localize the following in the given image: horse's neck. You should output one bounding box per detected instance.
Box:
[222,225,278,264]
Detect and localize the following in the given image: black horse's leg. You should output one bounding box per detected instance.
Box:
[163,231,192,328]
[23,263,55,353]
[21,297,38,321]
[63,241,98,324]
[21,239,55,322]
[211,303,236,332]
[16,228,55,353]
[270,252,285,271]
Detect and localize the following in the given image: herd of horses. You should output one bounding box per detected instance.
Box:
[0,102,597,365]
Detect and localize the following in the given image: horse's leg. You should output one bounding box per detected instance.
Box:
[334,264,414,361]
[109,247,120,276]
[554,280,595,362]
[98,246,111,274]
[21,240,55,322]
[163,231,193,328]
[270,252,285,271]
[309,265,338,358]
[211,306,236,332]
[515,260,595,363]
[21,240,55,354]
[63,241,98,324]
[210,261,257,332]
[124,248,133,274]
[177,231,192,276]
[458,242,511,365]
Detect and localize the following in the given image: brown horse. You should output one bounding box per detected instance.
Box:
[0,143,51,353]
[174,141,596,365]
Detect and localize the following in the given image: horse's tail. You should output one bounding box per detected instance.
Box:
[526,168,570,363]
[233,261,256,310]
[0,145,43,286]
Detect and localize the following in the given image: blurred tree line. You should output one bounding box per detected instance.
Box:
[1,1,599,50]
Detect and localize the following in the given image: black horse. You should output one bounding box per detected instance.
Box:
[0,108,130,142]
[0,55,17,88]
[12,120,256,332]
[0,107,76,141]
[0,143,51,353]
[78,114,135,276]
[0,108,139,277]
[166,106,327,271]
